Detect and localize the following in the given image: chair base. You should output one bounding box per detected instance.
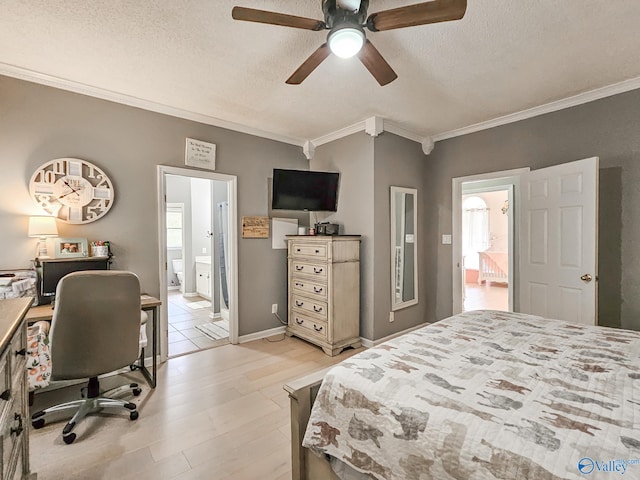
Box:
[31,376,141,444]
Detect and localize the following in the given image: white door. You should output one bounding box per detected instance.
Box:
[519,157,598,325]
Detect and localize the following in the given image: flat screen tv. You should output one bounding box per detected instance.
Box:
[272,169,340,212]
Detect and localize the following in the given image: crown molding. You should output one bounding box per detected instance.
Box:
[311,120,367,147]
[432,75,640,142]
[6,62,637,158]
[0,62,306,148]
[308,117,433,158]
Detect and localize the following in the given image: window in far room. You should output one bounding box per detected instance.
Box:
[166,205,184,249]
[462,196,489,270]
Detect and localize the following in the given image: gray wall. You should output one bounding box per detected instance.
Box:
[0,75,306,337]
[312,132,428,341]
[312,133,375,339]
[427,88,640,331]
[373,133,428,339]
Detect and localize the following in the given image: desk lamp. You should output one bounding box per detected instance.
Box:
[28,216,58,259]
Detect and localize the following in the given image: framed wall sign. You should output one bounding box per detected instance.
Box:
[185,138,216,170]
[242,216,269,238]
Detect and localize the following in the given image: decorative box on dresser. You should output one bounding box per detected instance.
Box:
[286,235,361,356]
[0,298,35,479]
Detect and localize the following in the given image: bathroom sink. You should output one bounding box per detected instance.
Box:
[195,256,211,264]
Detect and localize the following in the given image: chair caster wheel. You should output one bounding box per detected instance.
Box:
[32,419,45,429]
[129,364,137,371]
[130,410,139,421]
[63,433,76,444]
[133,388,142,396]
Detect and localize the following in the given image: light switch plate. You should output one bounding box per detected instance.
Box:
[442,234,452,245]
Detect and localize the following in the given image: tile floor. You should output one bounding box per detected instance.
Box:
[464,281,509,311]
[167,290,229,357]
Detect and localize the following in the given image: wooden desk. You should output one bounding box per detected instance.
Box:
[25,295,161,388]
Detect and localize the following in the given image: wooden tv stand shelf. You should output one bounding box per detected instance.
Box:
[286,235,361,356]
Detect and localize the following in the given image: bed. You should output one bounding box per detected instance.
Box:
[285,310,640,480]
[478,251,508,285]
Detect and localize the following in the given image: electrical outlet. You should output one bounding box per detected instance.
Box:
[389,311,395,322]
[271,303,278,314]
[202,247,207,254]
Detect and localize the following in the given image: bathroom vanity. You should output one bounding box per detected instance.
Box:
[195,256,211,299]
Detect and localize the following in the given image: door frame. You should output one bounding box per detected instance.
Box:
[157,166,239,362]
[452,167,529,314]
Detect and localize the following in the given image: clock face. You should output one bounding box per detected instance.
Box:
[29,158,115,224]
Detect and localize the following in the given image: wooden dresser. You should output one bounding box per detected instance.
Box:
[0,298,34,479]
[286,235,361,356]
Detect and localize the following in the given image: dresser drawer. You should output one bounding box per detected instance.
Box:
[292,278,327,300]
[1,381,25,480]
[291,260,327,279]
[290,243,327,260]
[0,351,8,419]
[8,326,26,378]
[290,312,328,340]
[292,295,328,319]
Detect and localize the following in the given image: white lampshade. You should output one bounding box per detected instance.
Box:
[28,216,58,238]
[28,216,58,259]
[328,26,365,59]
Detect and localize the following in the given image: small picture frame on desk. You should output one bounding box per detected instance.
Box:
[54,238,88,258]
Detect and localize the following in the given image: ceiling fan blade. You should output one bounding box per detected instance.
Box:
[232,6,325,31]
[367,0,466,32]
[357,40,397,86]
[286,44,331,85]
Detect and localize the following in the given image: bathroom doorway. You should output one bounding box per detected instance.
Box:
[158,166,237,360]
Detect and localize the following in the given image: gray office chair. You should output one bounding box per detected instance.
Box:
[31,271,143,444]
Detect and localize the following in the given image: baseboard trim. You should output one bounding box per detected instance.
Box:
[360,322,431,348]
[238,326,287,344]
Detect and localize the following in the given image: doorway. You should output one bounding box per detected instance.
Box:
[158,166,238,361]
[452,168,529,315]
[461,189,510,311]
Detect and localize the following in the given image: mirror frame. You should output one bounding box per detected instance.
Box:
[390,186,418,311]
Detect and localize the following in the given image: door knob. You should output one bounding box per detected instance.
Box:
[580,274,593,282]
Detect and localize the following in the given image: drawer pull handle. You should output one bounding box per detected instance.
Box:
[0,389,10,401]
[295,266,304,271]
[295,318,304,325]
[296,248,301,252]
[313,325,323,332]
[313,287,323,293]
[313,267,323,274]
[315,250,320,254]
[15,348,26,357]
[11,413,23,436]
[295,282,304,288]
[313,306,323,313]
[295,301,304,307]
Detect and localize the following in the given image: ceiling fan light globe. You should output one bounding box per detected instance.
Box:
[328,27,365,58]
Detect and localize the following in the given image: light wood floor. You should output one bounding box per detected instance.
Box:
[30,335,364,480]
[464,282,509,311]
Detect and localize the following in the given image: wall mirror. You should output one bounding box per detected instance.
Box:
[391,186,418,311]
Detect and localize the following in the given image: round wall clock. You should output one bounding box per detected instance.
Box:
[29,158,115,224]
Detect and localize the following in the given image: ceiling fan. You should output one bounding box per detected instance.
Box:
[232,0,467,86]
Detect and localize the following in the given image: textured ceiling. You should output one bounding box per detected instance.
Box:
[1,0,640,144]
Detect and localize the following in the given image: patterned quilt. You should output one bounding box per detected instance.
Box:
[302,310,640,479]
